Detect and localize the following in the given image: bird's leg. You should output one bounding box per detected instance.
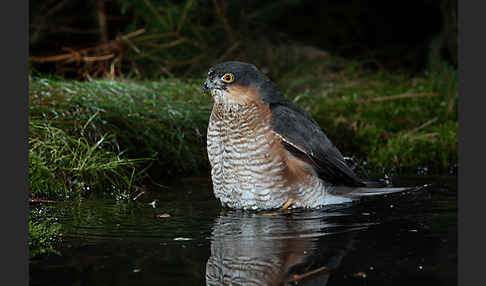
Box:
[279,198,294,211]
[260,198,295,216]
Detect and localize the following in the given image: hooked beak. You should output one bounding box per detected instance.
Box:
[203,79,213,94]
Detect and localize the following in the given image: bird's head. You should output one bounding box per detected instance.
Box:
[203,61,285,105]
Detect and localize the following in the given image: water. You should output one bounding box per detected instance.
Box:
[29,176,456,286]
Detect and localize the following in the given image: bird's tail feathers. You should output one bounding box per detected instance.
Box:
[362,180,387,188]
[330,184,427,198]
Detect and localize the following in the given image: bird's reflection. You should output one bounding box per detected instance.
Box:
[206,206,374,286]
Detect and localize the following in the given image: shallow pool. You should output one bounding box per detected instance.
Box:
[30,175,457,286]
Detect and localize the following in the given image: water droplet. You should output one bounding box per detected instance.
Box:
[148,200,158,208]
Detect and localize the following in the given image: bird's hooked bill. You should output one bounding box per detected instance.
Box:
[203,79,213,94]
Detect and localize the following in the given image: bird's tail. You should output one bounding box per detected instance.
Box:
[329,184,427,198]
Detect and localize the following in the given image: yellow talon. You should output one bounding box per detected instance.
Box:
[259,199,295,216]
[279,198,294,211]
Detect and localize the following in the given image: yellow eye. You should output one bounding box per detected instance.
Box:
[221,73,234,83]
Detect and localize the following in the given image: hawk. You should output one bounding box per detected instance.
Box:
[204,61,412,210]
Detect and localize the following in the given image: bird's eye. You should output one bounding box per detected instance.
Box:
[221,73,234,83]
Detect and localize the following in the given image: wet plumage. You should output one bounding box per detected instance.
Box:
[204,61,412,210]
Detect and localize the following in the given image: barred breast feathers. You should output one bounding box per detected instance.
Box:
[207,84,319,208]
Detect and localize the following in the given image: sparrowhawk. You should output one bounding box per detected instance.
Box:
[204,61,413,210]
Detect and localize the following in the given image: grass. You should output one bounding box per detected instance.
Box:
[29,76,213,201]
[275,60,458,175]
[29,208,62,258]
[29,118,149,201]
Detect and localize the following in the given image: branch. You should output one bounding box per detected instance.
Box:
[402,117,438,136]
[212,0,233,41]
[29,29,145,63]
[218,41,241,61]
[409,132,440,141]
[95,0,109,44]
[143,0,168,30]
[83,54,115,62]
[177,0,194,33]
[286,266,332,283]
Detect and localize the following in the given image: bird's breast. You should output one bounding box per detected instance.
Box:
[207,102,291,209]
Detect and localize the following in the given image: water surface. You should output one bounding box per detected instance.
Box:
[30,176,457,286]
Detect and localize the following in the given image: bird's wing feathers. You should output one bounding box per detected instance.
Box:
[269,101,366,187]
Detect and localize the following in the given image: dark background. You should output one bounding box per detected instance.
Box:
[29,0,457,79]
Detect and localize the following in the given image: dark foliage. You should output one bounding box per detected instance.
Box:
[29,0,457,79]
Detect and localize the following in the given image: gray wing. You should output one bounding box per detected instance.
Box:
[269,100,366,187]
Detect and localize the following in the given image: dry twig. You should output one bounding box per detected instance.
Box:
[143,0,167,29]
[409,132,440,141]
[360,92,441,103]
[286,266,332,283]
[177,0,194,33]
[218,41,241,61]
[212,0,233,41]
[29,29,145,64]
[402,117,438,136]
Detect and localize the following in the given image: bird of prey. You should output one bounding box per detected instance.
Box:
[204,61,413,210]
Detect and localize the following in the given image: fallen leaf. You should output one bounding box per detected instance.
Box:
[156,213,171,218]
